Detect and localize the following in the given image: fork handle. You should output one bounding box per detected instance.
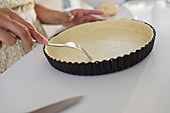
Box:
[16,37,39,44]
[16,37,60,47]
[47,43,64,47]
[32,39,39,44]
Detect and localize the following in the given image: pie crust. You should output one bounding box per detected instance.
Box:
[43,19,156,75]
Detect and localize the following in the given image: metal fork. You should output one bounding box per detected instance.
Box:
[33,40,92,61]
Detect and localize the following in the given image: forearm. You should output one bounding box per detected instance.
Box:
[34,4,69,25]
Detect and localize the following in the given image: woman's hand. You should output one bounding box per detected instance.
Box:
[35,4,103,27]
[62,9,104,27]
[0,7,48,51]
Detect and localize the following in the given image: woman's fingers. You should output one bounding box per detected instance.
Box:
[63,15,102,27]
[76,16,102,24]
[86,16,102,21]
[82,9,104,15]
[0,14,33,51]
[0,8,48,51]
[0,28,16,46]
[71,9,104,18]
[28,26,48,45]
[10,13,48,45]
[68,9,103,25]
[9,20,33,51]
[1,8,48,45]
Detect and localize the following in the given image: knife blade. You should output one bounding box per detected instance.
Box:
[29,95,84,113]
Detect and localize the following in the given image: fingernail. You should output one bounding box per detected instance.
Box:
[43,38,48,44]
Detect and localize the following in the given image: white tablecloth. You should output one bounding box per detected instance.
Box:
[1,1,170,113]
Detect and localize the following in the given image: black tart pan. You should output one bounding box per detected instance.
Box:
[43,19,156,76]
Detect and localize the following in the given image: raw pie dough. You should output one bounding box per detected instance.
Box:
[45,19,153,63]
[99,1,119,17]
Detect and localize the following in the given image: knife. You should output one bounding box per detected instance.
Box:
[29,95,84,113]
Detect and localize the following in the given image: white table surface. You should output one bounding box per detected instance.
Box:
[1,1,170,113]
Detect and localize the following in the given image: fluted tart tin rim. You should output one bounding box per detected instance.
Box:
[43,19,156,75]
